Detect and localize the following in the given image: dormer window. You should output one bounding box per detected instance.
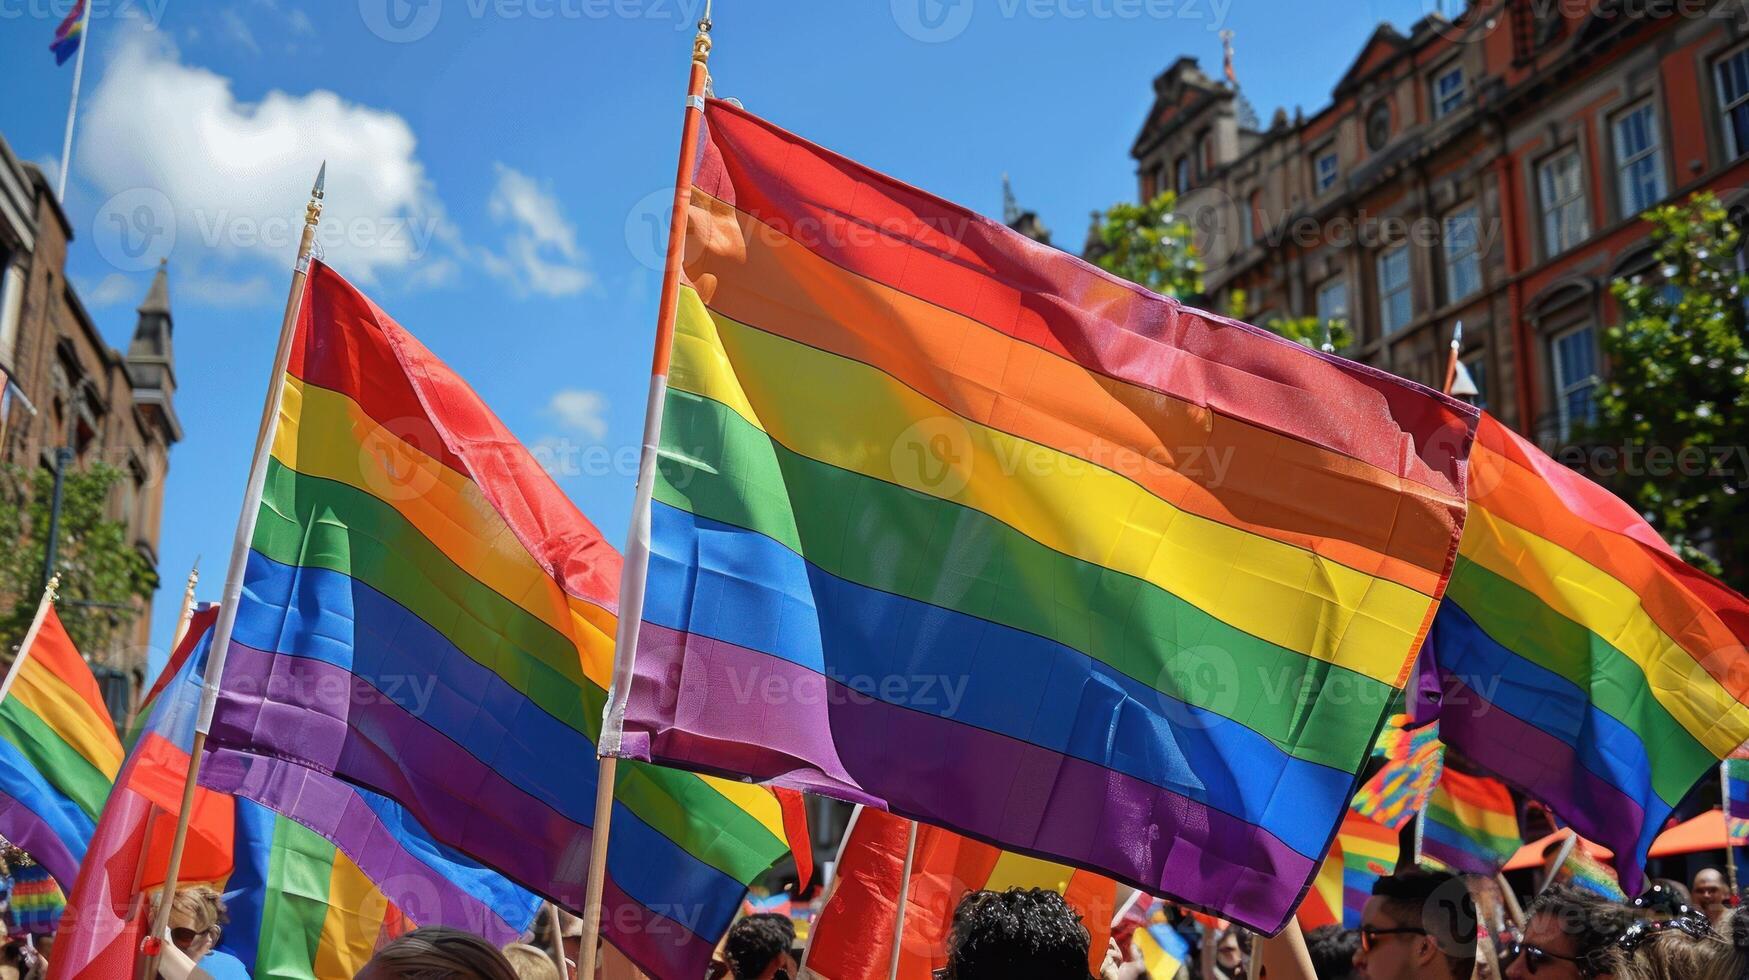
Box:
[1433,65,1466,118]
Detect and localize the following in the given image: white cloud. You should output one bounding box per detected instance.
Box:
[545,389,609,441]
[85,273,137,307]
[217,9,260,54]
[482,163,592,298]
[79,32,448,288]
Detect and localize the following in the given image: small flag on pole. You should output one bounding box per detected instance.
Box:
[1351,715,1444,831]
[50,0,86,65]
[1420,769,1521,876]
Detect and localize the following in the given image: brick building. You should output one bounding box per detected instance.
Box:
[1128,0,1749,444]
[0,131,181,716]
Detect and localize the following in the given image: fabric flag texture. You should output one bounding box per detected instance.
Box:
[201,260,799,978]
[603,97,1477,932]
[1725,758,1749,838]
[50,0,84,64]
[1424,412,1749,893]
[1555,844,1627,901]
[1420,769,1520,876]
[1134,921,1190,979]
[0,603,124,891]
[1351,715,1444,831]
[9,863,65,935]
[1338,812,1399,929]
[805,807,1114,980]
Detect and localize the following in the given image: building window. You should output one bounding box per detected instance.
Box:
[1243,191,1263,249]
[1465,355,1488,410]
[1317,278,1349,330]
[1433,65,1466,118]
[1366,102,1393,152]
[1552,325,1600,438]
[1315,151,1339,193]
[1377,246,1413,334]
[1717,45,1749,158]
[1538,149,1590,255]
[1612,101,1666,217]
[1443,205,1483,303]
[1175,156,1192,195]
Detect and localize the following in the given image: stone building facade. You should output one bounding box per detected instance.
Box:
[0,131,180,717]
[1129,0,1749,444]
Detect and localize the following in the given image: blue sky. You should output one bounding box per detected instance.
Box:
[1,0,1441,673]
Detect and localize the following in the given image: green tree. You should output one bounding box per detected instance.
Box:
[0,463,158,657]
[1225,288,1353,354]
[1090,192,1203,299]
[1590,192,1749,586]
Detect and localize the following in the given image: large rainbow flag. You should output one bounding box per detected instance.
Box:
[804,807,1114,980]
[601,98,1476,931]
[1351,715,1444,831]
[0,602,123,890]
[202,260,800,978]
[1420,769,1520,876]
[1425,413,1749,892]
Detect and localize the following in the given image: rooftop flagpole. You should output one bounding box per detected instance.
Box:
[55,0,91,201]
[140,163,324,977]
[577,5,713,972]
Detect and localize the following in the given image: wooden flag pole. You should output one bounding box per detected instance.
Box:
[0,576,60,704]
[576,8,713,974]
[1496,874,1526,928]
[1441,321,1463,396]
[1537,834,1577,898]
[140,164,324,976]
[169,560,199,652]
[887,819,920,980]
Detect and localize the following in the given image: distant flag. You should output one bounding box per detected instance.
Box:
[201,260,803,979]
[804,807,1115,980]
[1297,843,1346,931]
[602,97,1476,935]
[0,588,124,891]
[1725,758,1749,839]
[50,0,86,65]
[1420,769,1521,876]
[1221,29,1238,85]
[1133,921,1190,980]
[741,892,792,917]
[1554,842,1627,901]
[1421,413,1749,894]
[1338,811,1400,928]
[1352,715,1444,830]
[9,863,66,936]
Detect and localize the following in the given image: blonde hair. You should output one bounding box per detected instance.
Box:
[151,885,227,935]
[500,944,561,980]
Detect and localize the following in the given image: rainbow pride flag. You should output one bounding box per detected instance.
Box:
[50,0,85,65]
[9,863,65,935]
[203,260,799,978]
[1424,413,1749,893]
[602,98,1475,933]
[1556,844,1626,901]
[1725,758,1749,833]
[1337,812,1399,928]
[0,603,123,890]
[1421,769,1520,876]
[1134,922,1190,980]
[1352,715,1444,831]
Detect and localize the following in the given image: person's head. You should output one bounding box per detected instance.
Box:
[355,927,521,980]
[1352,870,1476,980]
[1304,924,1359,979]
[1212,928,1248,974]
[528,905,582,977]
[942,888,1092,980]
[1692,870,1729,914]
[1606,905,1749,980]
[1506,884,1635,980]
[152,885,227,960]
[499,944,560,980]
[724,914,796,980]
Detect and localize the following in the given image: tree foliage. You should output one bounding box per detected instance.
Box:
[1225,289,1353,354]
[1090,192,1203,300]
[1589,192,1749,587]
[0,463,157,658]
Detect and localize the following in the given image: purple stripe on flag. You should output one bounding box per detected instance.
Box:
[624,623,1316,930]
[0,791,79,890]
[207,641,719,969]
[1438,676,1660,890]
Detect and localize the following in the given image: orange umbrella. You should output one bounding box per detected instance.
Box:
[1503,828,1614,871]
[1648,809,1747,858]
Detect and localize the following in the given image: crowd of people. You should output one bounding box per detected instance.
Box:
[4,863,1736,979]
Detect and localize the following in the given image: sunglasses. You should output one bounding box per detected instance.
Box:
[1508,941,1590,976]
[169,927,202,949]
[1358,925,1427,952]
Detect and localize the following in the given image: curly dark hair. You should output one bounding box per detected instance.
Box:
[1304,924,1360,979]
[943,888,1092,980]
[1524,883,1636,976]
[1370,870,1477,980]
[361,926,521,980]
[725,913,795,979]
